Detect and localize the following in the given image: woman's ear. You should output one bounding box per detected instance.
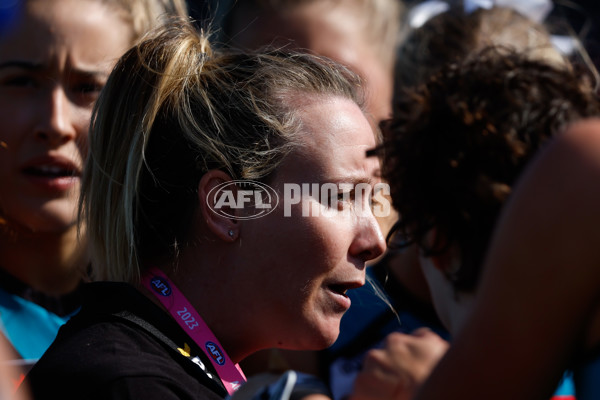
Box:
[198,170,239,242]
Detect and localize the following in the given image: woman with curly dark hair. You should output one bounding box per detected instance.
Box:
[351,47,600,400]
[382,47,598,298]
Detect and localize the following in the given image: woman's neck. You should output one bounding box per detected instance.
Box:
[0,224,88,295]
[144,252,256,364]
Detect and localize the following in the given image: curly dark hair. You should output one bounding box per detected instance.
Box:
[378,48,600,292]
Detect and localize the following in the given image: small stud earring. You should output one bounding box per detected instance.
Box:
[228,230,234,237]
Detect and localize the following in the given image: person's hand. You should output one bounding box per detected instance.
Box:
[350,328,449,400]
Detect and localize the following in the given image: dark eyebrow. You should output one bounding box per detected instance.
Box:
[0,60,44,71]
[0,60,108,79]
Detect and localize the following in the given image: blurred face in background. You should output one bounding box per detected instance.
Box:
[0,0,132,233]
[231,1,394,124]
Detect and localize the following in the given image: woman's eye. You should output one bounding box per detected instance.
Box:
[1,75,38,88]
[72,81,103,102]
[70,77,106,105]
[75,82,102,94]
[332,191,354,209]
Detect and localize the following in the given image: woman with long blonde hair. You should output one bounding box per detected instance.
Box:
[24,20,385,400]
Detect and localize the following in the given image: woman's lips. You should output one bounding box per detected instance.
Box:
[21,156,81,192]
[326,280,364,311]
[327,285,353,311]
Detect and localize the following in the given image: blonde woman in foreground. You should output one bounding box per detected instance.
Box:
[22,21,386,400]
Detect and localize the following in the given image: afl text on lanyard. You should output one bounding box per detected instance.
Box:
[143,267,247,395]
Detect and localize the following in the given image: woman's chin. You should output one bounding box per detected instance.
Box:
[5,208,77,235]
[311,319,342,349]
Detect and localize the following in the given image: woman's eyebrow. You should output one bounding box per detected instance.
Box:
[322,176,375,185]
[0,60,108,78]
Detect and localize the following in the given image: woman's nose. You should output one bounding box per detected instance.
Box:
[350,212,387,263]
[34,85,77,146]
